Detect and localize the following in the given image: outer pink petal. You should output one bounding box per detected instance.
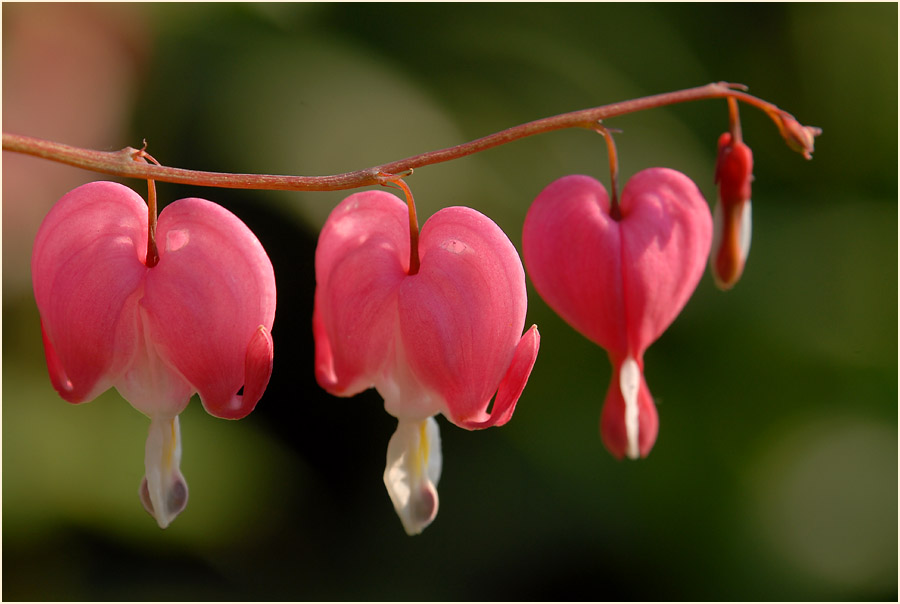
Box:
[141,198,276,420]
[31,181,147,403]
[619,168,713,354]
[456,325,540,429]
[600,356,659,459]
[522,175,627,352]
[399,206,530,426]
[313,190,409,397]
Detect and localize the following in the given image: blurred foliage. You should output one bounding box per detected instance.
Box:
[3,2,897,601]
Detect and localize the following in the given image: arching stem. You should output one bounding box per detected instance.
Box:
[1,82,821,192]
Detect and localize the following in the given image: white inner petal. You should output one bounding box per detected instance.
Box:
[620,357,641,460]
[739,200,753,262]
[383,416,442,535]
[141,414,188,529]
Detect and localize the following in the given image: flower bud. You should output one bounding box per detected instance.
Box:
[711,132,753,290]
[768,109,822,160]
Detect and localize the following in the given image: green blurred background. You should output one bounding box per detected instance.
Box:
[3,2,897,600]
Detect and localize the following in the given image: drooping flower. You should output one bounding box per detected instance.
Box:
[313,189,539,535]
[32,181,276,528]
[522,169,711,459]
[711,131,754,290]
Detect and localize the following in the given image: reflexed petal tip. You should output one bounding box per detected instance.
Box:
[201,325,274,420]
[239,325,275,411]
[456,324,540,430]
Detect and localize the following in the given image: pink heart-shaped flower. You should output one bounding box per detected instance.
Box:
[314,189,538,429]
[32,181,276,527]
[523,169,711,458]
[314,189,539,533]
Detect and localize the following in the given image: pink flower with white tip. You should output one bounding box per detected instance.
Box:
[32,181,276,528]
[313,188,539,535]
[523,169,711,459]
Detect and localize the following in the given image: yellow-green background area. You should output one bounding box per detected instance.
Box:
[3,2,896,600]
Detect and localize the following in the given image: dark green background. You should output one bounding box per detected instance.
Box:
[3,2,897,601]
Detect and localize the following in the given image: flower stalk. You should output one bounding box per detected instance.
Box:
[2,82,820,193]
[595,125,621,220]
[379,173,420,275]
[134,145,161,267]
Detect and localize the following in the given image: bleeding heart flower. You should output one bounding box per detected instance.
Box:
[522,169,711,459]
[313,189,539,535]
[32,181,276,528]
[711,131,754,290]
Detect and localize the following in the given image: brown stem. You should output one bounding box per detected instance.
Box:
[1,82,820,192]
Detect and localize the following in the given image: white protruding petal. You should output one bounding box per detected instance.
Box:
[739,199,752,262]
[140,415,188,529]
[620,357,641,460]
[383,416,442,535]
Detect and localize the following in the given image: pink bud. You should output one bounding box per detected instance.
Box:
[32,181,276,527]
[313,190,539,533]
[768,109,822,160]
[711,132,753,290]
[523,169,711,459]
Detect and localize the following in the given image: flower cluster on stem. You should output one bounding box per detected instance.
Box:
[18,83,819,530]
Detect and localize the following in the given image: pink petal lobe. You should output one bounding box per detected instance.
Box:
[313,191,409,397]
[141,197,276,420]
[457,324,540,429]
[522,175,626,352]
[398,206,528,425]
[618,168,713,355]
[31,181,147,403]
